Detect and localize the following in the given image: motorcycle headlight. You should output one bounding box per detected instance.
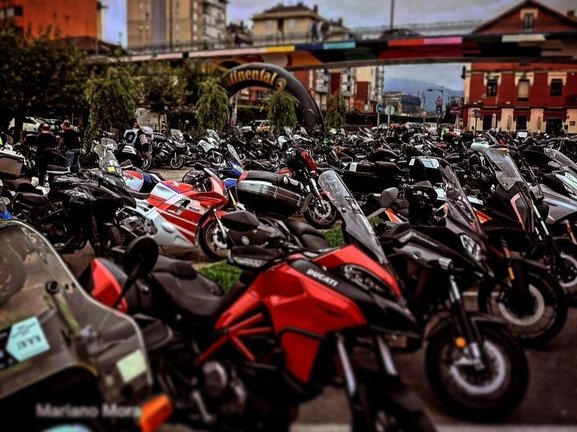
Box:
[340,265,395,298]
[460,234,483,261]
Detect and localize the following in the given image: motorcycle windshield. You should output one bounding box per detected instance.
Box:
[544,147,577,173]
[0,220,151,401]
[170,129,185,142]
[484,147,524,190]
[227,143,244,166]
[318,170,388,264]
[438,159,484,236]
[95,138,123,177]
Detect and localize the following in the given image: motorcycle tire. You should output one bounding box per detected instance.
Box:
[198,217,229,261]
[169,154,185,170]
[477,270,568,347]
[425,322,529,420]
[553,239,577,298]
[303,195,339,229]
[142,155,153,171]
[352,367,436,432]
[92,225,124,258]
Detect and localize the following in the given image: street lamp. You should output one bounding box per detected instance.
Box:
[427,87,444,133]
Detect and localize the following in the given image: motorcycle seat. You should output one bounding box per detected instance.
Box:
[244,171,303,193]
[13,191,48,206]
[127,188,150,200]
[1,178,42,194]
[283,219,331,251]
[151,255,245,324]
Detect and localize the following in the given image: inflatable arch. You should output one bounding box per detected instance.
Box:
[221,63,324,130]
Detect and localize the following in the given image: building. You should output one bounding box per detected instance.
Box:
[0,0,99,38]
[250,3,383,115]
[462,0,577,134]
[127,0,227,51]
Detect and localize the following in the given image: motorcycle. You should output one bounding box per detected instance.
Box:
[373,158,529,417]
[0,219,171,431]
[86,170,437,432]
[10,141,134,256]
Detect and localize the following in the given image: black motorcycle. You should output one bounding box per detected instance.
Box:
[374,159,529,418]
[10,165,134,256]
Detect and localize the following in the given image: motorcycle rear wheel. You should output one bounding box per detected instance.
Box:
[425,323,528,419]
[92,225,124,257]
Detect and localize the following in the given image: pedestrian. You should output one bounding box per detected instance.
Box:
[320,21,330,42]
[35,123,58,184]
[62,119,81,172]
[234,30,241,48]
[311,21,319,42]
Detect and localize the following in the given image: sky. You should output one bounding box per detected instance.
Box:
[101,0,576,90]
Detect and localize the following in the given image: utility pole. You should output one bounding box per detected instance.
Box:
[169,0,173,51]
[390,0,395,29]
[96,1,108,56]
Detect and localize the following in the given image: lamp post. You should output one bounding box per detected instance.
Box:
[427,87,444,134]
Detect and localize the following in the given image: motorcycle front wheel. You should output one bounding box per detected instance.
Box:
[92,224,124,258]
[477,270,567,347]
[303,195,338,229]
[169,154,185,170]
[353,367,436,432]
[198,217,229,261]
[425,322,528,420]
[142,154,153,171]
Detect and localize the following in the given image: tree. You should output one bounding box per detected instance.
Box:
[325,93,347,129]
[140,62,186,130]
[0,28,87,138]
[266,90,299,133]
[84,66,140,145]
[196,77,229,134]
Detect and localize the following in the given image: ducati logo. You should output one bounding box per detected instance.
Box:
[306,268,338,287]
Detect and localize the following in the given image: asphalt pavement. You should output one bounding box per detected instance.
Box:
[64,166,577,430]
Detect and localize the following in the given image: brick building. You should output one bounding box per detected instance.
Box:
[462,0,577,134]
[0,0,99,38]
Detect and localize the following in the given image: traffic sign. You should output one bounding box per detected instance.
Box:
[376,103,384,114]
[384,105,395,115]
[421,110,427,117]
[472,109,481,119]
[435,96,443,106]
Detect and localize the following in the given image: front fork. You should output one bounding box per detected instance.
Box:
[447,274,485,370]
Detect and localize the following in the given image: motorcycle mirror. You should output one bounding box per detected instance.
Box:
[221,210,260,231]
[124,237,159,279]
[379,187,399,209]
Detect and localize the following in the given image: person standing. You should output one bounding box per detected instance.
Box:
[62,119,81,172]
[36,123,58,184]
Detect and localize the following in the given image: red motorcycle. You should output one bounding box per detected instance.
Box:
[84,170,436,432]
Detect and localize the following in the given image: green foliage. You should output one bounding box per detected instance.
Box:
[181,60,221,107]
[199,262,242,292]
[325,93,347,129]
[0,29,87,134]
[84,66,140,146]
[266,90,299,133]
[323,227,345,248]
[196,77,229,134]
[140,62,186,125]
[237,105,266,125]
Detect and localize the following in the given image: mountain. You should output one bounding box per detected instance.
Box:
[383,78,465,112]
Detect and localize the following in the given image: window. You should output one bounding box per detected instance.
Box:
[551,79,563,97]
[522,13,534,31]
[516,115,527,130]
[518,79,530,101]
[287,19,296,30]
[487,78,498,96]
